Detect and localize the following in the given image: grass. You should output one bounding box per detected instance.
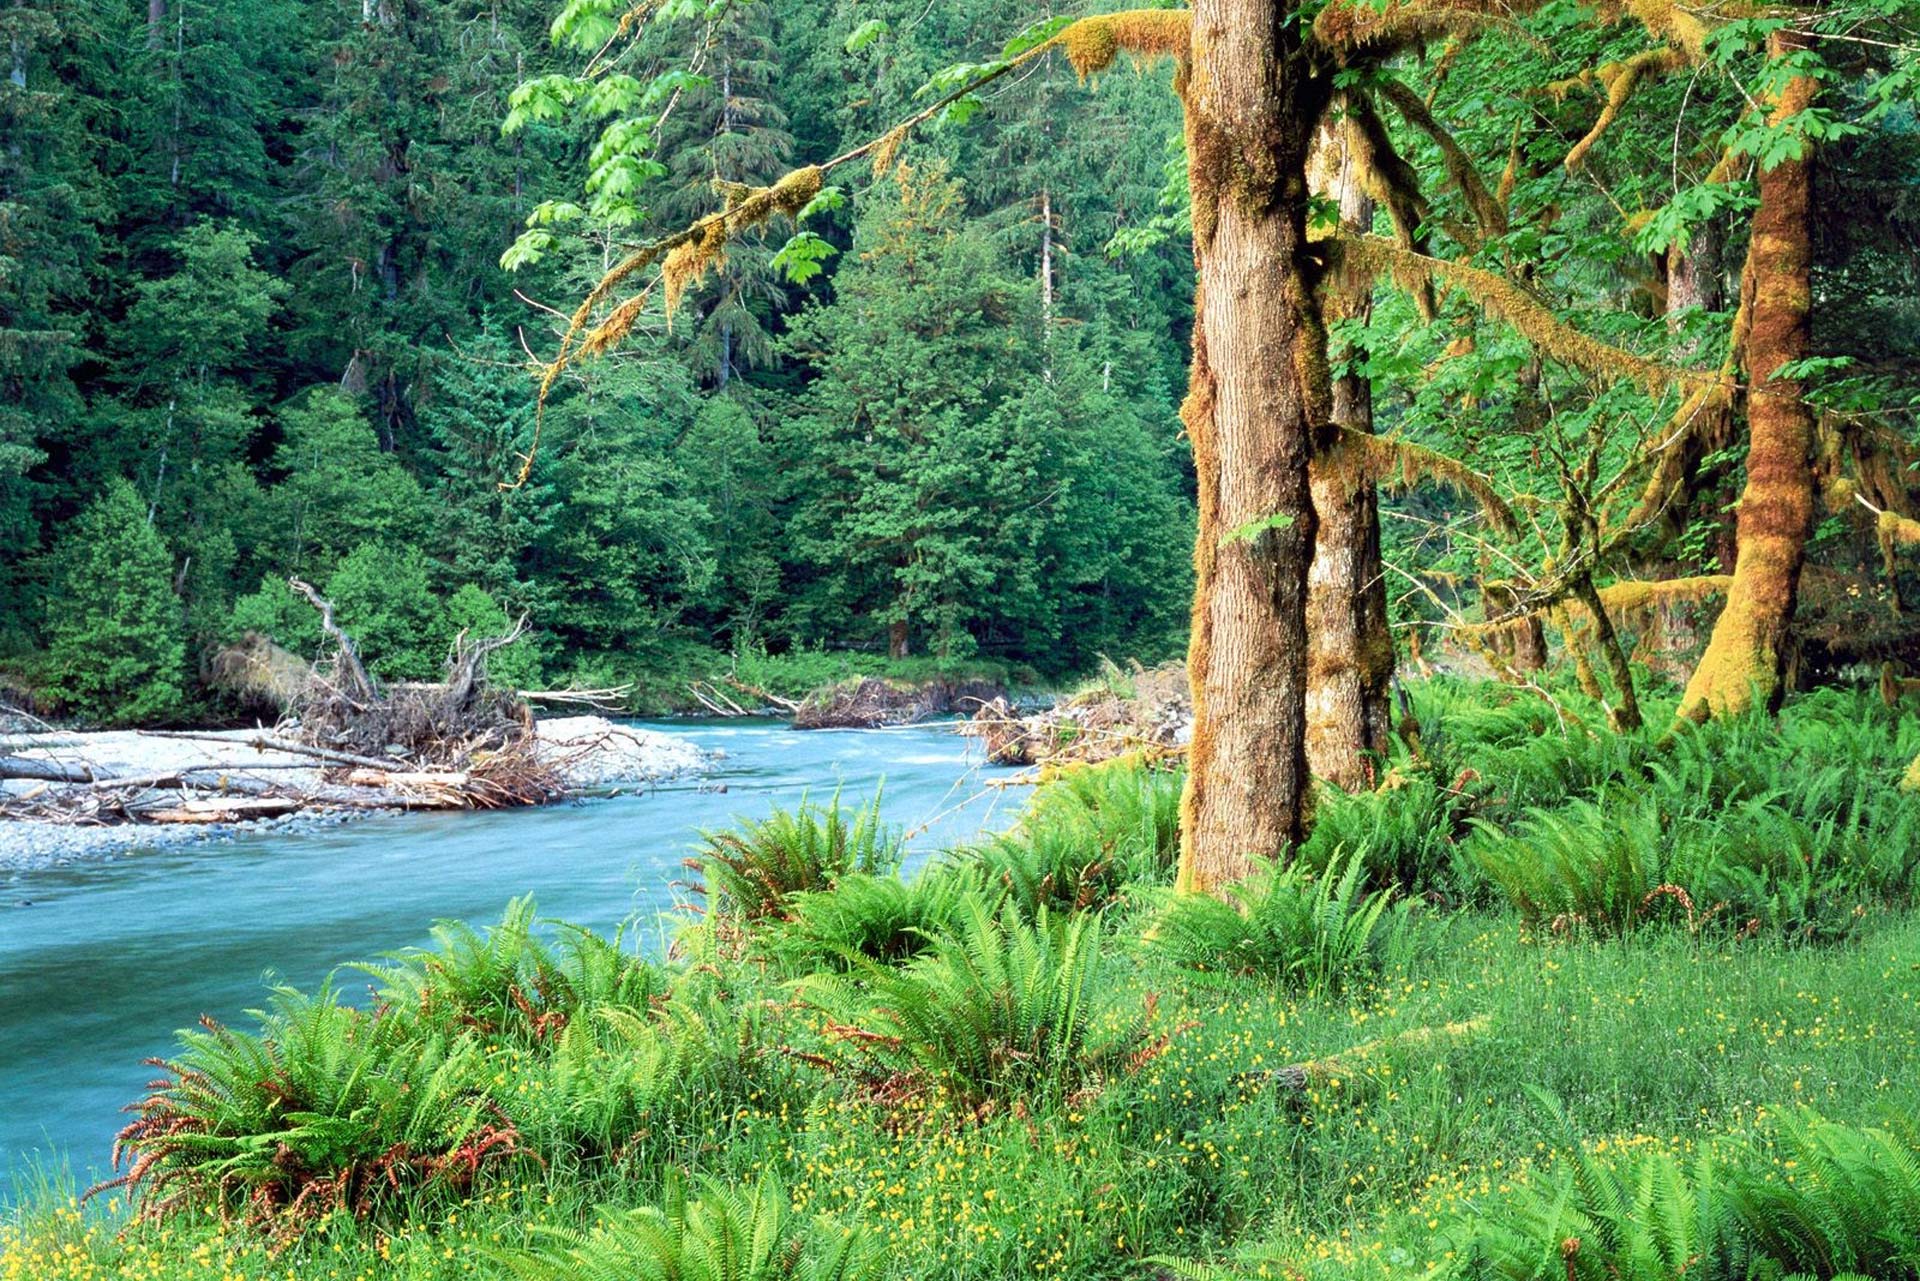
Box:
[7,680,1920,1280]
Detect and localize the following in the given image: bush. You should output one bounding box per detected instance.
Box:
[510,1171,884,1281]
[796,896,1148,1113]
[695,793,902,923]
[1149,850,1405,991]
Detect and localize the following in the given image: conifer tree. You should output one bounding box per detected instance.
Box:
[43,478,187,725]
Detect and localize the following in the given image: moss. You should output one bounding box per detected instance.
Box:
[1359,433,1516,533]
[1622,0,1710,61]
[1377,79,1506,238]
[1056,10,1189,80]
[1563,48,1686,170]
[1337,235,1703,398]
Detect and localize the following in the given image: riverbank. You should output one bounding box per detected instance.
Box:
[0,716,710,868]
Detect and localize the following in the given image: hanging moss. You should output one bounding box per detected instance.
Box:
[1336,234,1706,398]
[1358,432,1517,532]
[1620,0,1710,61]
[1315,0,1524,62]
[1377,79,1507,238]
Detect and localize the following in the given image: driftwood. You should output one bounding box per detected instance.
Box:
[144,798,302,824]
[1,756,105,784]
[137,729,397,772]
[289,578,377,704]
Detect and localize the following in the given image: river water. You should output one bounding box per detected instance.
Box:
[0,720,1019,1201]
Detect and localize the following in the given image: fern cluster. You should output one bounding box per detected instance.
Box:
[955,755,1183,917]
[507,1171,883,1281]
[98,902,734,1228]
[1149,850,1406,991]
[1440,1109,1920,1280]
[695,792,902,923]
[795,897,1148,1114]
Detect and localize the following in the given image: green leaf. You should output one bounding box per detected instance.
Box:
[845,19,889,53]
[771,232,839,286]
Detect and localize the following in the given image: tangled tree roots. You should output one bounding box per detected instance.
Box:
[286,580,563,806]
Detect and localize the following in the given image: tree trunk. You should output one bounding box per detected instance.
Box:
[888,618,910,660]
[1175,0,1330,893]
[1305,110,1393,791]
[1677,34,1816,723]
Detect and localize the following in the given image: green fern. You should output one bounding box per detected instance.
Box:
[1150,849,1404,992]
[696,792,902,923]
[796,895,1147,1113]
[506,1170,883,1281]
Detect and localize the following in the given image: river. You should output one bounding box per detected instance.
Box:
[0,720,1019,1201]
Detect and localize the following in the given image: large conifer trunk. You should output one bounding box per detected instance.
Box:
[1678,34,1815,722]
[1306,117,1392,790]
[1175,0,1330,892]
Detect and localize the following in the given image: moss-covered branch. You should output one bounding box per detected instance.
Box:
[1333,235,1712,399]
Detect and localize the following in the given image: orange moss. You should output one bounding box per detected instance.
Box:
[1378,79,1506,239]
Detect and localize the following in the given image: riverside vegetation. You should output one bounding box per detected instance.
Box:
[6,675,1920,1280]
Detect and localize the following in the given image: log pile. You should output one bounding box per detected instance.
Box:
[1,580,565,829]
[963,660,1190,768]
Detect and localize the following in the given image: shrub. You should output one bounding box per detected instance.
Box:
[796,896,1148,1113]
[509,1171,883,1281]
[695,794,902,923]
[1149,850,1404,991]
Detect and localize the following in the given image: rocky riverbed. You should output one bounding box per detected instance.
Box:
[0,716,711,868]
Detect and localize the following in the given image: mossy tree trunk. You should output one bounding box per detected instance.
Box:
[1175,0,1332,893]
[1677,33,1816,723]
[1306,112,1393,791]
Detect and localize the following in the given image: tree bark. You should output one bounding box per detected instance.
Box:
[888,618,910,660]
[1678,34,1816,722]
[1175,0,1330,893]
[1305,110,1393,791]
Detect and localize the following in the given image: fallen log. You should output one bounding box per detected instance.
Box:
[1249,1015,1491,1093]
[141,798,303,824]
[1,756,103,784]
[345,768,470,789]
[137,730,396,772]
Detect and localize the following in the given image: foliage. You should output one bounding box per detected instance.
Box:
[1150,851,1405,992]
[955,757,1183,917]
[767,872,972,972]
[695,793,902,923]
[795,897,1147,1113]
[98,987,521,1231]
[1436,1107,1920,1281]
[40,479,186,725]
[507,1171,884,1281]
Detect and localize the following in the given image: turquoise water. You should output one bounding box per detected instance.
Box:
[0,720,1018,1200]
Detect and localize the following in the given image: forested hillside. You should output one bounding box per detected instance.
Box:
[0,0,1197,722]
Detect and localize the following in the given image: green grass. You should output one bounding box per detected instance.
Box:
[9,681,1920,1280]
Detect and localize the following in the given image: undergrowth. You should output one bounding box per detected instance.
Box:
[11,681,1920,1280]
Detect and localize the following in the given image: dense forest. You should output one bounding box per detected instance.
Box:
[0,0,1201,721]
